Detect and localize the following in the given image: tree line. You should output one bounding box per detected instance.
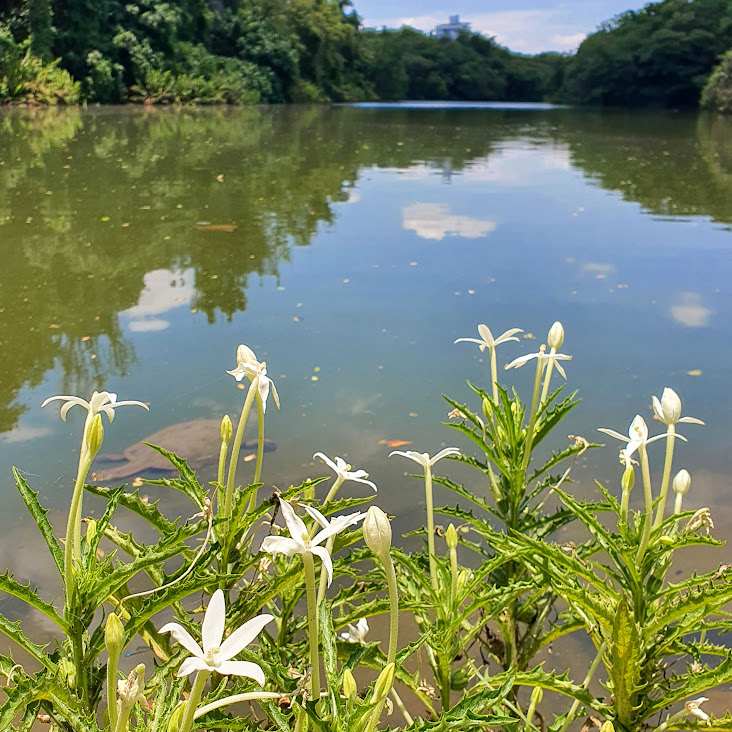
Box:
[1,0,732,108]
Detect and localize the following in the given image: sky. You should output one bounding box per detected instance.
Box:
[352,0,649,54]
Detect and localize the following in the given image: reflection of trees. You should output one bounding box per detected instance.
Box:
[556,110,732,223]
[0,105,506,433]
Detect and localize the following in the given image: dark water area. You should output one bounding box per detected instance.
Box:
[0,104,730,616]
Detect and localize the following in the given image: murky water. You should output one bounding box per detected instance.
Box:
[0,104,730,608]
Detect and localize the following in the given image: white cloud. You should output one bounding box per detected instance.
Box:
[670,292,711,328]
[403,203,496,241]
[364,9,589,54]
[123,268,195,333]
[1,425,50,443]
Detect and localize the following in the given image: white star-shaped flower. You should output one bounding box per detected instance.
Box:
[340,618,369,644]
[41,390,148,422]
[313,453,377,492]
[599,414,684,459]
[454,324,523,352]
[226,344,280,413]
[652,387,704,427]
[685,697,711,725]
[504,345,573,379]
[389,447,461,469]
[260,498,364,586]
[160,589,273,683]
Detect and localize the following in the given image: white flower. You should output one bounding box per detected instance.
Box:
[454,324,523,352]
[652,387,704,427]
[159,589,273,683]
[685,697,711,725]
[117,664,147,708]
[389,447,461,469]
[41,390,148,422]
[547,321,565,350]
[598,415,680,459]
[673,469,691,496]
[340,618,369,644]
[260,498,365,586]
[226,344,280,413]
[313,453,377,492]
[504,345,573,379]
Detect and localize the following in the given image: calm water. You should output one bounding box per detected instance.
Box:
[1,104,731,606]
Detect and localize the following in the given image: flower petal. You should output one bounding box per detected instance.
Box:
[215,660,266,685]
[258,376,270,413]
[201,589,226,654]
[218,614,274,661]
[679,416,705,425]
[429,447,461,465]
[112,400,149,411]
[302,504,329,530]
[159,622,203,659]
[389,450,427,467]
[504,353,537,370]
[310,546,333,586]
[313,452,337,473]
[352,475,378,492]
[312,511,365,546]
[176,656,210,677]
[453,337,484,346]
[260,535,304,557]
[269,379,280,410]
[278,498,308,542]
[554,359,567,380]
[477,324,494,346]
[496,327,523,343]
[597,428,630,442]
[60,400,81,421]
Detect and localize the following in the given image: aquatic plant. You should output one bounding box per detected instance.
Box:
[0,332,730,732]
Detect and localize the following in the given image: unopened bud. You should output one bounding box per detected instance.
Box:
[673,469,691,496]
[653,387,682,425]
[236,344,257,365]
[363,506,392,563]
[86,413,104,456]
[621,464,635,494]
[105,612,124,660]
[342,669,357,702]
[547,321,564,350]
[371,662,395,703]
[220,414,232,444]
[59,657,76,690]
[529,686,543,708]
[86,519,97,546]
[600,722,615,732]
[446,524,458,551]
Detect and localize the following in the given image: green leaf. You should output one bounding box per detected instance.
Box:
[141,443,207,508]
[12,468,63,577]
[0,615,51,670]
[609,601,643,729]
[0,571,67,633]
[85,484,180,534]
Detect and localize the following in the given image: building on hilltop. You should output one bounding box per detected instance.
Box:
[434,15,471,40]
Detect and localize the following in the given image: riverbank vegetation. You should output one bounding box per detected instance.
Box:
[2,0,732,108]
[2,323,732,730]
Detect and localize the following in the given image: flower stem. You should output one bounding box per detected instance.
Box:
[303,552,321,699]
[489,347,499,403]
[224,376,258,520]
[520,353,545,475]
[556,641,606,732]
[107,654,119,730]
[248,393,265,513]
[635,444,654,564]
[64,446,92,602]
[652,426,676,530]
[179,670,211,732]
[539,347,557,408]
[384,551,399,666]
[424,465,439,592]
[316,535,335,605]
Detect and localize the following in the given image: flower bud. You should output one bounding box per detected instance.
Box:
[547,321,564,350]
[446,524,458,551]
[673,469,691,496]
[621,463,635,495]
[86,519,97,547]
[236,344,257,365]
[220,414,232,444]
[342,669,357,702]
[371,662,395,703]
[118,663,146,705]
[529,685,543,708]
[363,506,392,563]
[653,387,682,425]
[105,612,124,660]
[86,413,104,456]
[600,722,615,732]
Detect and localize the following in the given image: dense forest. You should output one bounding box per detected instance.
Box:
[1,0,732,108]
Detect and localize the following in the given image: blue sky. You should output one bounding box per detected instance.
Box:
[352,1,649,54]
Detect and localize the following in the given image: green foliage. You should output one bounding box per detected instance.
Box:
[563,0,732,107]
[701,47,732,112]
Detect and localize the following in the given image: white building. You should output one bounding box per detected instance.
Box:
[434,15,471,40]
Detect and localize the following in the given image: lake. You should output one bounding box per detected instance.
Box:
[0,103,730,613]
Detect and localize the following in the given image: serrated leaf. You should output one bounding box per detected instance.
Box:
[610,601,642,728]
[85,484,180,534]
[0,571,66,633]
[12,468,63,577]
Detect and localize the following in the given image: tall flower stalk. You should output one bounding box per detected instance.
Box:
[390,448,460,591]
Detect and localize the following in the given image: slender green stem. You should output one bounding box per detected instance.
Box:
[489,347,499,403]
[673,491,684,515]
[635,444,654,564]
[316,535,335,605]
[449,543,458,601]
[322,475,345,507]
[64,441,92,603]
[539,347,556,408]
[556,641,606,732]
[248,393,266,512]
[621,475,632,528]
[390,689,413,726]
[424,465,439,592]
[652,426,676,530]
[179,670,210,732]
[385,552,399,666]
[520,353,545,475]
[303,552,321,699]
[107,654,119,730]
[224,376,258,520]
